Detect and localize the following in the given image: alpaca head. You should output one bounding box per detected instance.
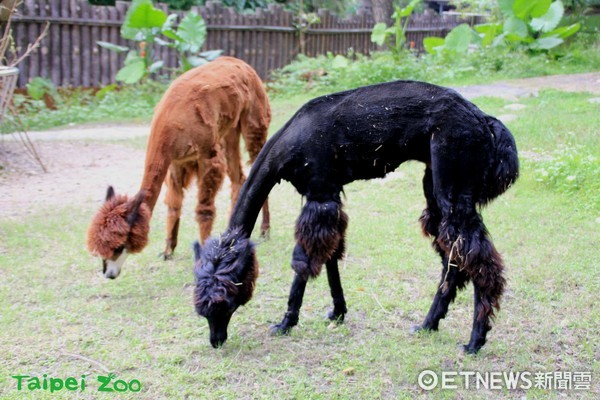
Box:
[86,186,151,279]
[193,228,258,348]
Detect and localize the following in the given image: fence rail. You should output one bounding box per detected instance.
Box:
[6,0,481,88]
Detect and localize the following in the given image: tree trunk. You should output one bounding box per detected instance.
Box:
[371,0,393,25]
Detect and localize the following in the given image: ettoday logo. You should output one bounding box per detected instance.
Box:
[12,373,141,393]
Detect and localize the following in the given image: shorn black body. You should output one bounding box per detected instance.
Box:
[193,80,519,353]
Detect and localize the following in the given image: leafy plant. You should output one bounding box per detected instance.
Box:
[97,0,166,84]
[494,0,581,51]
[159,11,222,71]
[423,23,481,56]
[371,0,421,57]
[97,0,220,83]
[424,0,581,55]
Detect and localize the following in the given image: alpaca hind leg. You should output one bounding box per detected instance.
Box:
[463,230,505,354]
[412,258,470,333]
[437,205,505,354]
[223,129,245,211]
[196,154,225,242]
[163,165,187,260]
[412,167,471,332]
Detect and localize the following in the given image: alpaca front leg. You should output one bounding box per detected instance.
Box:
[325,258,347,323]
[163,167,185,260]
[196,156,225,242]
[270,270,308,335]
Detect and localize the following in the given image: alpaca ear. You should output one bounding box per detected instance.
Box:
[126,190,146,226]
[193,241,202,263]
[105,186,116,201]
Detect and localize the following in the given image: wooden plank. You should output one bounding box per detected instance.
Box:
[59,0,71,86]
[90,4,101,86]
[23,0,39,83]
[38,0,51,80]
[48,0,60,86]
[98,5,109,85]
[70,0,81,87]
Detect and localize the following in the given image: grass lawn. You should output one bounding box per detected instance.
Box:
[0,89,598,399]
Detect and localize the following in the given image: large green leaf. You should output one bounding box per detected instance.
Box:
[199,50,222,61]
[498,0,515,17]
[371,23,388,46]
[530,0,552,17]
[176,12,207,53]
[116,60,146,84]
[530,1,564,33]
[504,16,528,37]
[513,0,551,19]
[423,36,444,54]
[96,41,129,52]
[542,23,580,39]
[529,36,564,50]
[121,0,151,40]
[444,24,472,53]
[127,3,167,30]
[475,23,502,47]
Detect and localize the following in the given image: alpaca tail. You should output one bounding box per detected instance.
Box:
[482,116,519,204]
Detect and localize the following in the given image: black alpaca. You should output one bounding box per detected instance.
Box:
[193,80,519,352]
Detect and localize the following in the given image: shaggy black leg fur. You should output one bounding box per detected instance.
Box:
[272,198,348,335]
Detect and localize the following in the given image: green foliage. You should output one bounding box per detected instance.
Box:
[26,77,58,102]
[371,0,421,58]
[97,0,219,83]
[532,141,599,197]
[495,0,581,51]
[87,0,204,10]
[423,23,481,57]
[425,0,581,55]
[268,34,600,98]
[159,11,222,71]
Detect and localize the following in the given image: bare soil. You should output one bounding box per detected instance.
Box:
[1,72,598,219]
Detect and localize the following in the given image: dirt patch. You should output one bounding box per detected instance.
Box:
[0,139,146,218]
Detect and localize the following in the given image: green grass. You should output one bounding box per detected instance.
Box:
[1,90,599,398]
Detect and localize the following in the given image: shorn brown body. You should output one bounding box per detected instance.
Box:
[87,57,271,279]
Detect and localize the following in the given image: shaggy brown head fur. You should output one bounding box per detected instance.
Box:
[86,187,151,277]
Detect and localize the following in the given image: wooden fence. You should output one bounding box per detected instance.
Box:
[7,0,481,88]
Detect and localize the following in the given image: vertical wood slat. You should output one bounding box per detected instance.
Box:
[9,0,473,87]
[80,0,91,86]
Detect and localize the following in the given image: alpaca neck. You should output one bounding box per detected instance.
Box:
[138,135,172,212]
[228,141,281,237]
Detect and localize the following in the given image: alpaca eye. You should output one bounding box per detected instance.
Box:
[113,245,125,257]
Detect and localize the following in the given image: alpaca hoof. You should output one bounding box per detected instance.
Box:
[460,344,480,355]
[409,325,424,335]
[260,228,270,240]
[269,324,291,337]
[159,251,173,261]
[327,310,345,323]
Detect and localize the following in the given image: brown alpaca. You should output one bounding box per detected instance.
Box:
[87,57,271,279]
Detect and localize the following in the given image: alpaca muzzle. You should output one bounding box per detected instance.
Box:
[207,312,233,348]
[102,249,128,279]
